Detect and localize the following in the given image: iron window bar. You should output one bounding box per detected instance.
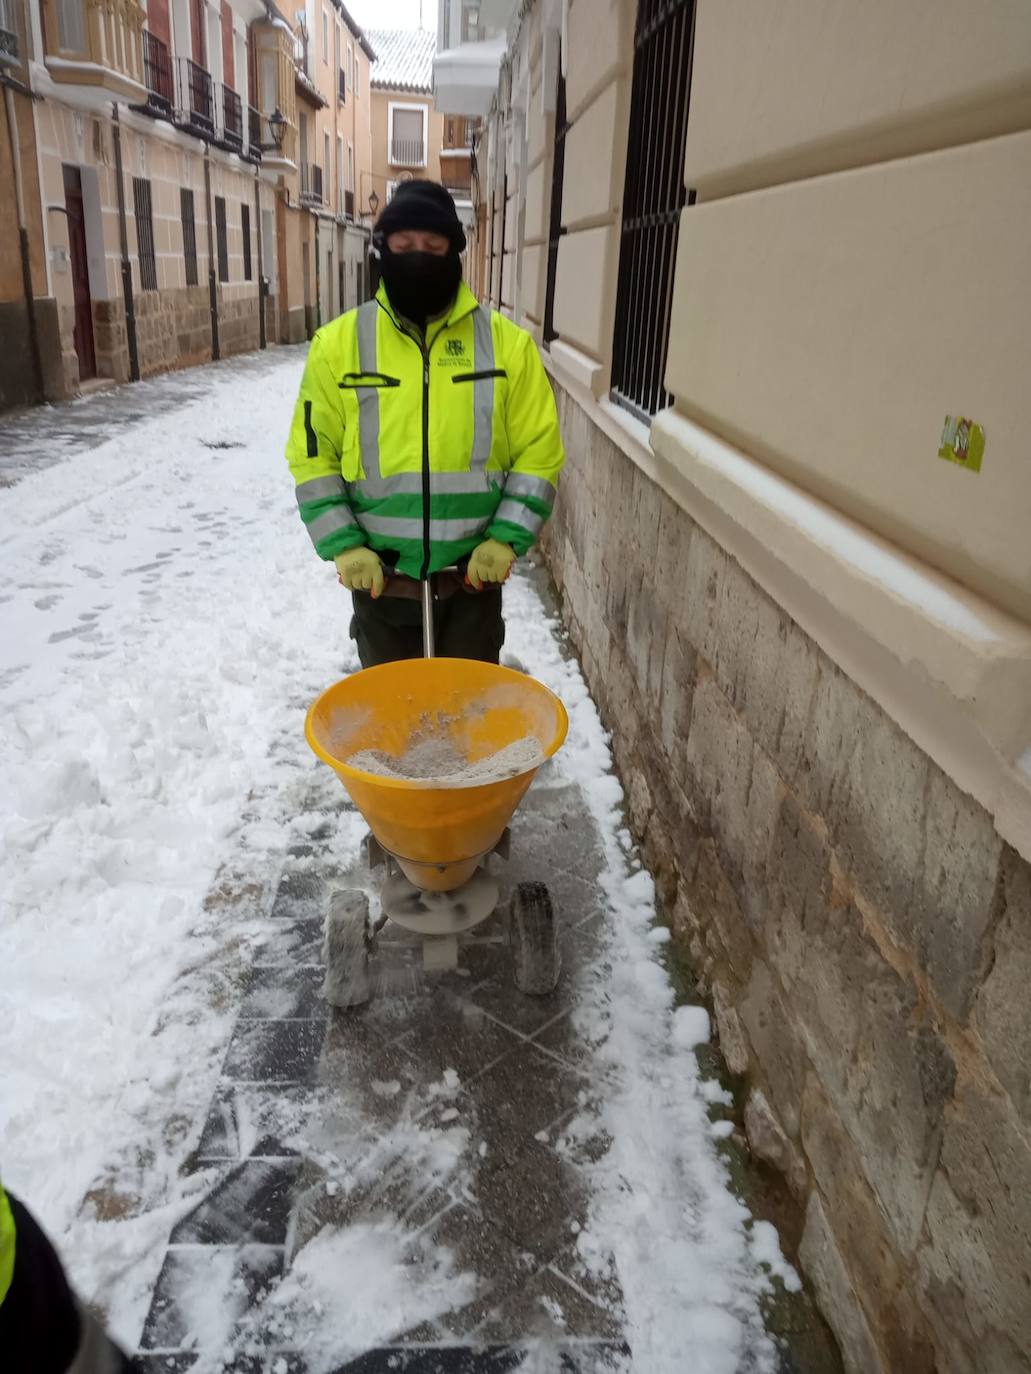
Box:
[543,64,567,344]
[610,0,696,422]
[175,56,214,137]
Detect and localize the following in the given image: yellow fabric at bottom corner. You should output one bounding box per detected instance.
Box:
[0,1183,16,1306]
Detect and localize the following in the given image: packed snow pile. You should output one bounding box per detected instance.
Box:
[349,734,543,785]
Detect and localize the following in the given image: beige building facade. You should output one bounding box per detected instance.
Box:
[0,0,378,409]
[451,2,1031,1372]
[1,0,62,408]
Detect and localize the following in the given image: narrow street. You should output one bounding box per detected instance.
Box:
[0,354,833,1373]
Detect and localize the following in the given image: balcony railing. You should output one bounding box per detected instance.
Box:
[390,138,425,168]
[245,106,263,164]
[218,83,243,152]
[0,0,19,67]
[44,0,145,93]
[299,163,324,207]
[139,29,173,115]
[175,56,213,137]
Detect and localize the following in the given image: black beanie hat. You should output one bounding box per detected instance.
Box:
[375,180,467,252]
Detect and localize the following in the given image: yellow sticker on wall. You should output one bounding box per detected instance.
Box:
[938,416,985,473]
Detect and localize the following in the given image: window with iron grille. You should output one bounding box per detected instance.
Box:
[215,195,229,283]
[132,177,158,291]
[543,66,567,344]
[180,188,198,287]
[241,202,252,282]
[610,0,696,422]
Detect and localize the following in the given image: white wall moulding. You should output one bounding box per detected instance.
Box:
[647,406,1031,863]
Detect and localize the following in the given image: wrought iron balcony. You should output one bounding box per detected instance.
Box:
[390,138,425,168]
[138,29,173,116]
[175,56,213,137]
[244,105,263,164]
[299,163,324,207]
[0,0,19,67]
[218,82,243,152]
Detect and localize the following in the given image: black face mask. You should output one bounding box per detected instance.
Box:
[379,246,462,329]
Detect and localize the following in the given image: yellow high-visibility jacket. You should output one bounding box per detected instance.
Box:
[285,281,565,579]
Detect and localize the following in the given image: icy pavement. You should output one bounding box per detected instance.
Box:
[0,355,830,1372]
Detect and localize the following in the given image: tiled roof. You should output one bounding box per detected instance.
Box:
[367,28,436,93]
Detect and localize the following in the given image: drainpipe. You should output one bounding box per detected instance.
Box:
[254,166,266,349]
[314,214,321,330]
[203,145,221,360]
[111,104,140,382]
[4,80,44,401]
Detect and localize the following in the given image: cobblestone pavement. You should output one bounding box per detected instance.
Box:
[0,347,300,488]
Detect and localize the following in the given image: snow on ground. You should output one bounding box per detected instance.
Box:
[0,351,791,1369]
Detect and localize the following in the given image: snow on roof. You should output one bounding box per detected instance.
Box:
[367,28,436,94]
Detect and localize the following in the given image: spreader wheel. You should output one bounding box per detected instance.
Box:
[510,882,561,996]
[322,889,371,1008]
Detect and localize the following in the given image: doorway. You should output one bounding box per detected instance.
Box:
[63,164,96,382]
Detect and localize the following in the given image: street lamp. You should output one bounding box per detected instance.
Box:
[267,107,287,152]
[368,189,379,217]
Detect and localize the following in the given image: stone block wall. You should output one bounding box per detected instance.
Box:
[541,383,1031,1374]
[79,288,260,387]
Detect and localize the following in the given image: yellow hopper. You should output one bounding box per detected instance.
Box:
[305,656,568,1002]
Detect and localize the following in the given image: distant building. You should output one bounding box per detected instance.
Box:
[367,27,477,273]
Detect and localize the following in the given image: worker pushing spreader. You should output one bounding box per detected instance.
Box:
[286,180,567,1002]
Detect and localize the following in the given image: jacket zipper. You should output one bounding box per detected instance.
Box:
[375,300,449,582]
[420,346,431,581]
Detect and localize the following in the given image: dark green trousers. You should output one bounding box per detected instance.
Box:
[351,587,505,668]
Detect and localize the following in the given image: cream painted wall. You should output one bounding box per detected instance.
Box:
[667,127,1031,623]
[686,0,1031,200]
[564,0,631,121]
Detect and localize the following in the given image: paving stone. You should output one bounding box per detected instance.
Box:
[427,1204,535,1338]
[170,1160,302,1245]
[251,917,325,968]
[386,993,524,1084]
[140,1244,283,1350]
[240,966,327,1020]
[195,1085,316,1161]
[222,1020,327,1083]
[271,869,328,920]
[474,1138,588,1262]
[469,1044,589,1150]
[476,1264,624,1344]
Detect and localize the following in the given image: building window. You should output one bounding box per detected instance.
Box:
[241,202,252,281]
[354,55,359,98]
[542,69,567,343]
[215,195,229,283]
[389,103,426,167]
[322,7,328,63]
[610,0,696,422]
[181,187,198,288]
[338,64,346,101]
[324,130,331,199]
[133,176,157,291]
[347,43,353,91]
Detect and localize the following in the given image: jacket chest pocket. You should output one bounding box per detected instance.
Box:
[338,373,402,478]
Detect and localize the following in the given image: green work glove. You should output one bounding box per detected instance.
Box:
[467,539,515,591]
[335,546,385,599]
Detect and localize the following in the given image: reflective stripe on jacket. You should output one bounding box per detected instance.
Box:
[0,1184,15,1306]
[285,281,565,578]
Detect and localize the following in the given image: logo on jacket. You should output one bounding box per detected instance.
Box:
[445,339,466,358]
